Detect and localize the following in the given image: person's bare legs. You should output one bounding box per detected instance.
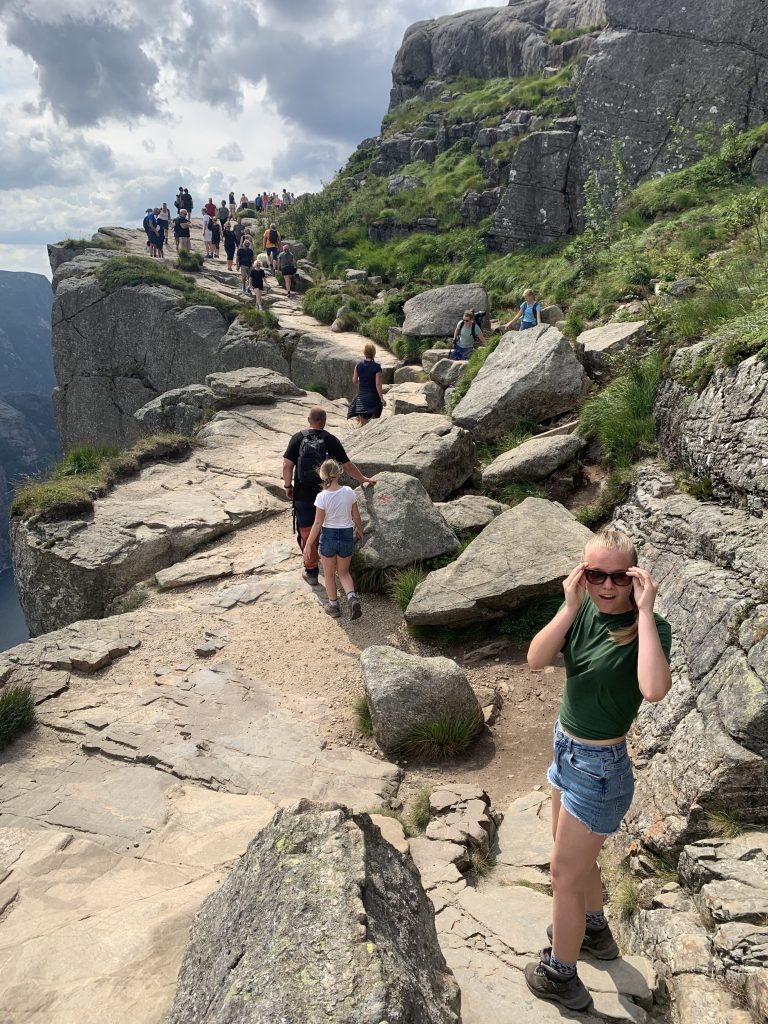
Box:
[551,787,605,920]
[320,555,338,601]
[335,554,355,596]
[550,803,607,963]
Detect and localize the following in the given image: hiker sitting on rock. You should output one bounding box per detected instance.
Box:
[504,288,542,332]
[523,527,672,1013]
[450,309,484,360]
[305,459,365,621]
[282,407,375,588]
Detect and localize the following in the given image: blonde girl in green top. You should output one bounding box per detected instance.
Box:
[524,527,672,1012]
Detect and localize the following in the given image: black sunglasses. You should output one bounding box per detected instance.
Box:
[584,569,633,586]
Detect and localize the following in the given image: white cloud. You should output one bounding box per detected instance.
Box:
[0,0,506,274]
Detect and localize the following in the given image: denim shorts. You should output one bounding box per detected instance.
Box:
[318,526,354,559]
[547,721,634,836]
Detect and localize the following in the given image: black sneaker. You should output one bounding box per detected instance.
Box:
[303,570,320,587]
[325,603,341,618]
[546,922,620,960]
[348,596,362,620]
[524,948,592,1012]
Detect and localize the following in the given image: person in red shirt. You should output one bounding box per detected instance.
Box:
[203,197,217,217]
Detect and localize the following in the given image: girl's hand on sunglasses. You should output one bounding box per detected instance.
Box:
[626,567,658,612]
[563,562,587,611]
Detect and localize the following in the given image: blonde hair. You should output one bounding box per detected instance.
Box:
[584,527,638,646]
[523,288,536,299]
[318,459,342,487]
[363,342,376,359]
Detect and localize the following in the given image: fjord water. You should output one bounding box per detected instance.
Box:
[0,569,28,652]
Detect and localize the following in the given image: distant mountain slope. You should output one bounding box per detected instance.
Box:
[0,271,54,394]
[0,271,58,573]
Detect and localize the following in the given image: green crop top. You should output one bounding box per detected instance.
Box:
[558,599,672,741]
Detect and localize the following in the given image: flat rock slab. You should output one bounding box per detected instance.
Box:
[405,498,592,626]
[437,495,509,533]
[403,284,489,337]
[496,791,552,870]
[388,381,431,414]
[205,366,305,403]
[422,348,453,374]
[431,358,467,388]
[342,414,475,501]
[356,472,459,568]
[482,433,586,487]
[451,326,586,442]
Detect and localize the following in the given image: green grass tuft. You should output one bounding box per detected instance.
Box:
[238,307,279,330]
[498,596,563,642]
[574,468,637,527]
[388,566,427,611]
[353,695,373,736]
[58,444,121,476]
[175,249,204,271]
[303,286,342,324]
[396,714,483,760]
[495,482,546,507]
[546,24,604,45]
[611,877,641,918]
[410,788,432,831]
[108,590,149,616]
[578,351,663,467]
[469,847,497,877]
[476,421,537,466]
[0,685,36,750]
[349,549,393,594]
[706,808,746,839]
[60,236,125,252]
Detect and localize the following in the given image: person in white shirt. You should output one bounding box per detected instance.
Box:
[306,459,365,620]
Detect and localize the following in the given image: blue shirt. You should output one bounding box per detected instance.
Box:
[520,301,542,324]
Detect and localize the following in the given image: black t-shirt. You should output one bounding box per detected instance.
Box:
[174,216,190,238]
[283,429,349,502]
[250,267,266,289]
[237,245,254,267]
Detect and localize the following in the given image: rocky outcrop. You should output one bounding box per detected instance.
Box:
[343,415,475,501]
[451,326,586,442]
[402,284,489,338]
[437,495,509,533]
[405,498,592,626]
[389,1,604,107]
[51,250,291,450]
[355,472,459,569]
[168,801,461,1024]
[361,646,481,755]
[656,347,768,512]
[576,320,647,379]
[614,463,768,856]
[12,384,348,635]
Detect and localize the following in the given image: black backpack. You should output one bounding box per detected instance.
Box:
[296,429,329,486]
[268,228,279,244]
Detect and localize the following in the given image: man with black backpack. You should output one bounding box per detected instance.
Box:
[282,407,375,585]
[450,309,485,361]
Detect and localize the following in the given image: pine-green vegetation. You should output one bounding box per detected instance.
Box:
[0,685,36,751]
[11,434,195,521]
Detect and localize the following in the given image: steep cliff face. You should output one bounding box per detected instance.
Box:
[490,0,768,247]
[390,0,605,107]
[52,250,291,451]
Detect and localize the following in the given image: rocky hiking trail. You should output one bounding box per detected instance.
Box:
[3,222,767,1022]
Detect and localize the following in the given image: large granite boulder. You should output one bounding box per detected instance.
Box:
[451,326,586,442]
[437,495,509,533]
[656,346,768,512]
[614,463,768,856]
[482,433,586,487]
[388,382,430,414]
[430,358,467,388]
[342,415,475,501]
[422,348,452,374]
[389,1,604,106]
[394,365,428,384]
[168,801,461,1024]
[402,285,489,338]
[355,472,459,569]
[405,498,592,626]
[361,646,482,755]
[576,321,647,378]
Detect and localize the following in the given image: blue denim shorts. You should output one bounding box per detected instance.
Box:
[318,526,354,558]
[547,721,634,836]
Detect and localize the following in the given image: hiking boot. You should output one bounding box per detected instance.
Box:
[325,602,341,618]
[524,949,592,1012]
[348,596,362,620]
[546,922,620,960]
[303,570,320,587]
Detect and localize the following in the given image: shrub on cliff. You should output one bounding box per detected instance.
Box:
[11,434,196,522]
[176,249,204,271]
[0,685,35,751]
[303,287,342,324]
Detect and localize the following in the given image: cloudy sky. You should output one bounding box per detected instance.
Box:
[0,0,503,279]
